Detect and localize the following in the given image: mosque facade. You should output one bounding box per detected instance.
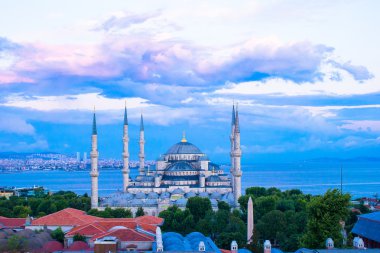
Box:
[90,105,242,215]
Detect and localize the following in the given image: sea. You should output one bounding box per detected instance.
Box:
[1,162,379,199]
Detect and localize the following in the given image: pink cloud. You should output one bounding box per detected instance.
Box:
[0,70,34,84]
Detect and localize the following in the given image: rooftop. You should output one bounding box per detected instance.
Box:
[31,208,100,226]
[352,212,380,243]
[166,141,203,155]
[91,227,154,242]
[0,216,26,228]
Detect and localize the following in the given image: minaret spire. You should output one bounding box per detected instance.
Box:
[231,102,236,126]
[140,114,144,131]
[139,114,145,175]
[230,103,236,190]
[124,102,128,126]
[90,108,99,209]
[235,103,240,133]
[92,108,97,135]
[122,103,130,192]
[232,103,242,206]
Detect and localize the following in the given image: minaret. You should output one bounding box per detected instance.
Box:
[247,196,254,243]
[232,104,242,206]
[122,105,130,192]
[139,114,145,175]
[90,110,99,209]
[230,104,236,190]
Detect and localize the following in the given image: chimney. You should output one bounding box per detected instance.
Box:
[264,240,271,253]
[326,238,334,249]
[231,240,238,253]
[199,241,205,252]
[353,237,365,249]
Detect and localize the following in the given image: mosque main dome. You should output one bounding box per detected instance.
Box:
[165,141,203,155]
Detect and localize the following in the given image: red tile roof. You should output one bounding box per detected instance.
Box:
[65,215,160,237]
[66,220,137,237]
[42,240,64,252]
[135,215,164,225]
[68,241,90,250]
[91,228,154,242]
[0,216,26,228]
[31,208,100,226]
[66,222,106,237]
[138,223,157,234]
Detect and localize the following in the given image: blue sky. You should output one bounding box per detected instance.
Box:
[0,0,380,162]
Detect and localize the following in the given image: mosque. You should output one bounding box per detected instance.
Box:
[89,105,243,215]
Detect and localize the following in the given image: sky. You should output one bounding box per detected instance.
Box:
[0,0,380,163]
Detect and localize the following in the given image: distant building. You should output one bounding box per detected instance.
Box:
[83,152,87,163]
[0,187,14,199]
[76,152,80,162]
[352,212,380,248]
[90,104,243,214]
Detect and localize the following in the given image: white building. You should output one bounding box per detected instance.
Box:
[91,104,243,215]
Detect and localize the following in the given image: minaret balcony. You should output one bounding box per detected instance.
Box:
[90,171,99,177]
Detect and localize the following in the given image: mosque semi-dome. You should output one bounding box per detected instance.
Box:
[166,161,198,172]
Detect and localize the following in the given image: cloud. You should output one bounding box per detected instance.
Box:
[340,120,380,132]
[0,37,20,52]
[94,11,160,32]
[1,33,365,89]
[0,113,35,135]
[0,93,150,112]
[214,72,380,97]
[200,40,334,83]
[331,60,374,81]
[0,136,49,152]
[0,92,200,126]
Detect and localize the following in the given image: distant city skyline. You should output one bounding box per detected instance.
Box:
[0,1,380,162]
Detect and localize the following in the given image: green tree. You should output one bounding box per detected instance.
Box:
[111,208,133,218]
[255,196,277,219]
[73,233,87,242]
[217,201,230,211]
[246,187,267,197]
[276,199,295,212]
[13,205,32,218]
[256,210,286,241]
[7,235,25,252]
[301,189,350,248]
[51,227,65,243]
[186,197,212,222]
[0,207,12,217]
[216,232,245,250]
[136,207,145,217]
[159,206,195,234]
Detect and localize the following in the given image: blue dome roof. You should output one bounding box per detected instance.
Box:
[186,191,197,198]
[198,192,209,198]
[207,175,223,182]
[166,161,198,172]
[172,188,185,195]
[147,192,159,199]
[135,192,146,199]
[166,141,203,154]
